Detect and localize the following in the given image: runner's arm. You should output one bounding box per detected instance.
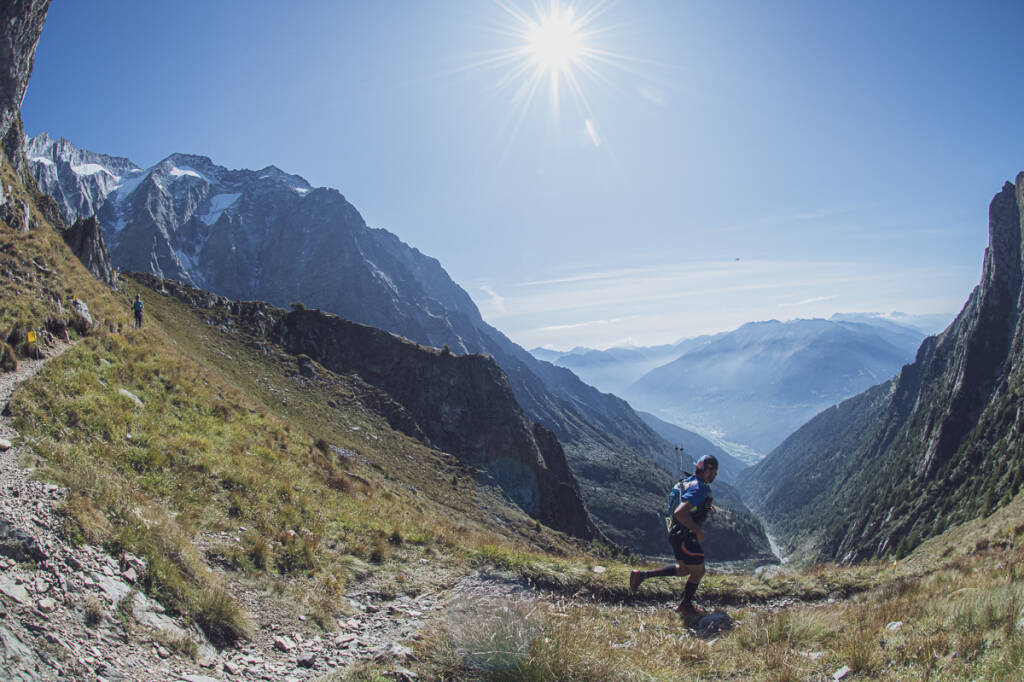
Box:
[673,502,703,535]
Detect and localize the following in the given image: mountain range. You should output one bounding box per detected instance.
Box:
[26,133,771,558]
[740,174,1024,563]
[535,316,932,460]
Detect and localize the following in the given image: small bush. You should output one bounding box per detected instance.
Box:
[193,588,251,648]
[290,302,306,311]
[84,595,105,627]
[276,534,318,575]
[0,341,16,372]
[326,467,352,493]
[154,628,199,660]
[5,323,26,347]
[243,533,271,571]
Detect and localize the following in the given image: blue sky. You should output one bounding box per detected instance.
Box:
[22,1,1024,349]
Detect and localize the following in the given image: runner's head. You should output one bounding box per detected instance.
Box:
[695,455,718,482]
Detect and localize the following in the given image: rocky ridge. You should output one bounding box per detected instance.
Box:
[129,272,602,543]
[60,215,116,287]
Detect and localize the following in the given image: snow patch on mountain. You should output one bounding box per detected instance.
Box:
[168,166,207,182]
[113,169,148,200]
[71,162,116,177]
[200,193,241,225]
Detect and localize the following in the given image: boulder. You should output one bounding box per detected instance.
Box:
[694,611,733,638]
[0,518,45,563]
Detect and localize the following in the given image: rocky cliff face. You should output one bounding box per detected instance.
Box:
[0,0,49,173]
[740,174,1024,563]
[27,133,139,227]
[130,273,602,542]
[61,215,115,287]
[270,308,601,541]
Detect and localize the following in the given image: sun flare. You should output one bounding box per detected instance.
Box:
[471,0,622,132]
[525,6,584,74]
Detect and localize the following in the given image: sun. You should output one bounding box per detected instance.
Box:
[525,5,585,75]
[475,0,619,127]
[452,1,628,148]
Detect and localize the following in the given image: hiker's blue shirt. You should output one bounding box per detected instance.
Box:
[681,476,710,515]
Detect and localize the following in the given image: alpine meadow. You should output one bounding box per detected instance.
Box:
[2,1,1024,681]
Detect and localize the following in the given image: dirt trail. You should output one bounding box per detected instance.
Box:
[0,344,568,680]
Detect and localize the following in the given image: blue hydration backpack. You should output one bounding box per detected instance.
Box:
[666,472,713,532]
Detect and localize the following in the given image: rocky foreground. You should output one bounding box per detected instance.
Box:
[0,348,545,681]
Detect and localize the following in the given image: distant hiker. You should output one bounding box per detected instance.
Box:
[132,294,144,329]
[630,454,718,616]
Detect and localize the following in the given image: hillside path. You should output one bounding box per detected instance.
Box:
[0,345,748,680]
[0,343,558,680]
[0,342,225,681]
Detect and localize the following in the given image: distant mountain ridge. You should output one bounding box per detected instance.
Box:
[27,134,772,558]
[625,318,927,457]
[532,317,929,460]
[739,174,1024,563]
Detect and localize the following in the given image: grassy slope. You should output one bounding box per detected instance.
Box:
[5,153,1024,679]
[2,154,589,644]
[401,509,1024,681]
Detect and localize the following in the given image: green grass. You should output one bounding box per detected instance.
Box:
[397,540,1024,681]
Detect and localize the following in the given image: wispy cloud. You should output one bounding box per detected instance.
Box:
[470,256,967,350]
[477,284,506,315]
[537,316,632,332]
[779,294,840,307]
[518,266,655,287]
[499,260,876,320]
[700,204,868,235]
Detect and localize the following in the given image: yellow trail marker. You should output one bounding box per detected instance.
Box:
[27,330,36,344]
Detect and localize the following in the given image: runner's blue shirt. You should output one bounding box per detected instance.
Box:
[681,475,710,511]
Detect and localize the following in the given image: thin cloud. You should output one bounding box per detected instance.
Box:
[537,316,632,332]
[700,204,868,235]
[477,284,506,314]
[779,294,840,307]
[518,266,656,287]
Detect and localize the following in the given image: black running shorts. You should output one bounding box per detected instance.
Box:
[669,527,705,566]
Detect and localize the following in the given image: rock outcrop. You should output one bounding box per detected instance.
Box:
[741,173,1024,563]
[270,307,601,541]
[60,215,115,287]
[0,0,49,173]
[130,273,602,543]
